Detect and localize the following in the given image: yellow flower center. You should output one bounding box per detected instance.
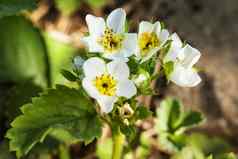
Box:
[138,32,160,56]
[94,74,117,96]
[98,28,124,53]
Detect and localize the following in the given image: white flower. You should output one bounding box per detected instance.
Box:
[135,21,169,62]
[82,8,137,61]
[82,57,137,113]
[164,33,201,87]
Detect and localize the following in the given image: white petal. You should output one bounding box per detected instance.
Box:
[154,21,161,37]
[82,78,100,99]
[163,44,181,63]
[140,47,160,63]
[139,21,154,34]
[83,57,106,79]
[159,29,170,44]
[104,33,137,60]
[81,36,104,52]
[107,60,130,80]
[103,52,127,61]
[107,8,126,33]
[170,65,201,87]
[121,33,138,57]
[86,14,105,37]
[180,44,201,68]
[97,96,117,113]
[170,33,183,48]
[116,80,137,98]
[163,33,183,63]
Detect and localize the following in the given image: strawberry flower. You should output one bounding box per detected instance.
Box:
[82,8,137,61]
[135,21,169,62]
[164,33,201,87]
[82,57,137,113]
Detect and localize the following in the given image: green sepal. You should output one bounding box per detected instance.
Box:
[163,61,174,81]
[160,39,172,60]
[60,69,78,82]
[140,57,157,75]
[6,85,102,158]
[127,57,140,74]
[120,124,136,142]
[135,106,152,120]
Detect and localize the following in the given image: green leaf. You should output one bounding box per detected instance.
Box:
[136,146,150,159]
[141,57,156,75]
[127,57,139,74]
[160,22,166,30]
[156,98,180,132]
[43,32,78,86]
[60,69,78,82]
[174,111,204,132]
[156,98,204,134]
[186,133,231,156]
[135,106,152,120]
[120,125,136,142]
[163,61,174,80]
[86,0,106,8]
[0,16,49,87]
[55,0,81,16]
[6,85,102,157]
[171,146,205,159]
[0,141,15,159]
[218,153,237,159]
[157,131,187,154]
[3,81,42,122]
[207,155,213,159]
[158,133,180,153]
[0,0,37,18]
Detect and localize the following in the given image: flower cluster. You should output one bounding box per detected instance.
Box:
[81,8,201,113]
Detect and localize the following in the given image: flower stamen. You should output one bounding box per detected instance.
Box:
[138,32,160,56]
[94,74,117,96]
[98,28,124,53]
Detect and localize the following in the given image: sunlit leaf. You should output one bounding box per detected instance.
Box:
[43,32,78,86]
[6,85,102,157]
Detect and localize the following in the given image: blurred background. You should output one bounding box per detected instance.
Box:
[0,0,238,158]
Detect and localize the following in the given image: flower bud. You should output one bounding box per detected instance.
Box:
[120,103,134,118]
[73,56,85,69]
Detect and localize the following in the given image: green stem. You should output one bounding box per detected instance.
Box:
[59,144,70,159]
[112,128,125,159]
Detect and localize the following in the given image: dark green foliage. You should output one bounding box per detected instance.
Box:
[6,85,102,158]
[60,69,78,82]
[0,16,49,87]
[0,0,37,18]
